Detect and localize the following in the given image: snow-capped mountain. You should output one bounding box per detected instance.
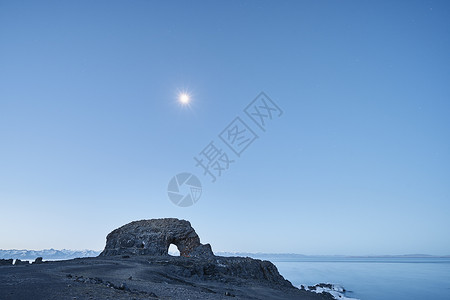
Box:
[0,249,100,260]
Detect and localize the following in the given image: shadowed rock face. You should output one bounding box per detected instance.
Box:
[99,218,214,257]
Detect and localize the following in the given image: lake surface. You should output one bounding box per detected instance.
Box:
[270,257,450,300]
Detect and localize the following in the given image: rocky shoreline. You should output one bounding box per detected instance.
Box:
[0,218,336,299]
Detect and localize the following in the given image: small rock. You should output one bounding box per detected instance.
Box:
[14,259,30,266]
[93,277,103,284]
[33,257,43,264]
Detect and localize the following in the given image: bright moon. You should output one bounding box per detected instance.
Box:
[179,93,190,104]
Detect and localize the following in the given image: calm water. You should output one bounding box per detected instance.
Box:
[270,257,450,300]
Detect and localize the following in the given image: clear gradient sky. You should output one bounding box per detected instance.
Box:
[1,0,449,255]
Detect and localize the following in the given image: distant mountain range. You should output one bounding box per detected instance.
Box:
[1,249,448,261]
[215,252,450,259]
[0,249,101,260]
[215,252,308,259]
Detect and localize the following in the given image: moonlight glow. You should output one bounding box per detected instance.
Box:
[179,93,190,105]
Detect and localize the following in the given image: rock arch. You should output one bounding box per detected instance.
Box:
[99,218,213,258]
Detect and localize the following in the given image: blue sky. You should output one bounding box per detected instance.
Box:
[0,0,449,255]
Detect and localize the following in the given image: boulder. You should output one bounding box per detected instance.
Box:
[99,218,214,258]
[33,257,43,264]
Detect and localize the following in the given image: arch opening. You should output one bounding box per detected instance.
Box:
[168,243,180,256]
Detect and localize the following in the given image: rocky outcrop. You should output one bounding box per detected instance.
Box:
[0,259,13,266]
[98,218,294,288]
[99,218,214,258]
[166,255,294,287]
[33,257,43,264]
[14,259,29,265]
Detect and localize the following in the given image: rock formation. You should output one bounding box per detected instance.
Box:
[0,259,12,266]
[98,218,295,287]
[14,259,29,265]
[33,257,43,264]
[99,218,214,258]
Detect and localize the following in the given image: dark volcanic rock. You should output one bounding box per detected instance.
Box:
[99,218,295,288]
[0,259,13,266]
[159,255,293,287]
[33,257,43,264]
[100,218,214,258]
[14,259,29,265]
